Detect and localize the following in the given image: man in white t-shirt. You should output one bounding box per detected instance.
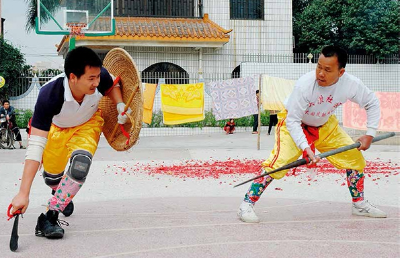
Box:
[238,46,386,223]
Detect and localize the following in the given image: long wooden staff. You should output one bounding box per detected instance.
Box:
[234,132,395,188]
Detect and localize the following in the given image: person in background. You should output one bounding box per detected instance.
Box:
[0,100,25,148]
[224,119,236,134]
[252,90,261,134]
[267,110,279,135]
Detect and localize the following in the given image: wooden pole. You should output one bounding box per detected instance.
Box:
[257,74,262,150]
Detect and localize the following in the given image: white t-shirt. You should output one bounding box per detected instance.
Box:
[284,71,380,150]
[31,68,114,131]
[52,75,104,128]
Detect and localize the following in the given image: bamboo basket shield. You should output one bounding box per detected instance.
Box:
[99,48,143,151]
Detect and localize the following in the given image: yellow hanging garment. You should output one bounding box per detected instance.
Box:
[261,75,295,111]
[142,83,158,124]
[161,83,205,125]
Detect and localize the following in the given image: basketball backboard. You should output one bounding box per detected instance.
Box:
[36,0,115,36]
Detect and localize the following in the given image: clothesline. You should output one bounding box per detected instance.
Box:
[141,75,296,125]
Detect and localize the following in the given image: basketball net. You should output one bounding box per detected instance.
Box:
[66,22,87,37]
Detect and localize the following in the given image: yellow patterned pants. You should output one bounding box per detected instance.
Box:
[42,110,104,175]
[262,111,366,180]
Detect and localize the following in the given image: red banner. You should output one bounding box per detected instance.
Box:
[343,92,400,132]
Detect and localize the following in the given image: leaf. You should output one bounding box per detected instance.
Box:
[293,0,399,57]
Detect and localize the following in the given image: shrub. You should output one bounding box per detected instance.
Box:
[148,110,164,128]
[144,110,271,128]
[15,109,33,128]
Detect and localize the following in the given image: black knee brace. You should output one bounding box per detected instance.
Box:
[66,150,92,182]
[42,171,64,188]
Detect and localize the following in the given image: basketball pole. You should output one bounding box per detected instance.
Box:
[69,36,76,50]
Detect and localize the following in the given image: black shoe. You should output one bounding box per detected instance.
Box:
[35,210,68,239]
[52,189,74,217]
[62,201,74,217]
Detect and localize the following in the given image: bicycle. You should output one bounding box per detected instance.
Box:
[0,114,15,149]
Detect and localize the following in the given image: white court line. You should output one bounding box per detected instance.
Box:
[1,217,397,238]
[261,200,323,212]
[24,209,239,217]
[25,200,323,217]
[91,239,400,258]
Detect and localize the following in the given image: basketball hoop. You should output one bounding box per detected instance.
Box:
[66,22,87,37]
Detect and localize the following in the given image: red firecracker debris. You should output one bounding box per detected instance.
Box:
[106,159,400,181]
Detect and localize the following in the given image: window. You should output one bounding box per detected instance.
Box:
[231,65,241,78]
[114,0,196,17]
[230,0,264,20]
[142,62,189,85]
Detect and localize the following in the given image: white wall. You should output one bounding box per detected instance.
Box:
[123,0,293,76]
[11,63,399,113]
[241,62,400,123]
[204,0,293,55]
[241,63,400,91]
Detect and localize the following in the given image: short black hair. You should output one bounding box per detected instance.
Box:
[321,46,348,69]
[64,47,102,79]
[256,90,259,94]
[2,100,9,105]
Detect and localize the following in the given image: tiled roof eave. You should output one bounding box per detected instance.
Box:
[57,13,232,53]
[57,35,229,54]
[80,35,230,42]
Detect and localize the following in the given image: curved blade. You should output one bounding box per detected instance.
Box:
[9,214,19,252]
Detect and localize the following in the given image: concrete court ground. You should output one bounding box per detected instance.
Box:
[0,130,399,258]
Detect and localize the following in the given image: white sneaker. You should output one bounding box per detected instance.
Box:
[237,201,260,223]
[352,200,387,218]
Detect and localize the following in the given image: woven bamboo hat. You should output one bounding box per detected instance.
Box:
[99,48,143,151]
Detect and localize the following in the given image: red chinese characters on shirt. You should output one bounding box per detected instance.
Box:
[306,95,342,117]
[318,95,324,104]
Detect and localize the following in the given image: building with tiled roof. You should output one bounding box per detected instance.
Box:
[57,14,232,54]
[56,0,293,81]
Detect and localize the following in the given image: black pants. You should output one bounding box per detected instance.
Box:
[268,114,278,134]
[253,114,258,132]
[12,126,22,141]
[9,121,22,141]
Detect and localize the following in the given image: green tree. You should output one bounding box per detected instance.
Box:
[293,0,311,13]
[25,0,62,32]
[0,37,26,101]
[294,0,400,58]
[293,0,314,53]
[343,0,399,60]
[25,0,105,32]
